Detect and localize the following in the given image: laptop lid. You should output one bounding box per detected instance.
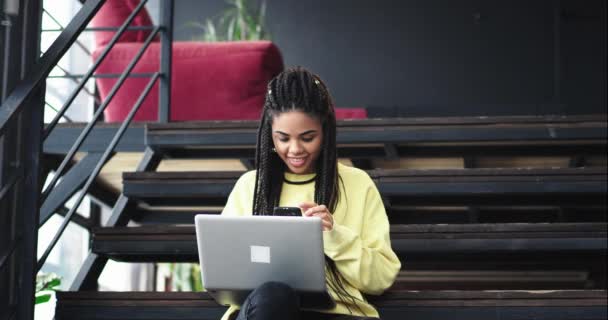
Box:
[195,215,333,308]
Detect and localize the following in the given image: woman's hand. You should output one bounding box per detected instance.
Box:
[299,201,334,231]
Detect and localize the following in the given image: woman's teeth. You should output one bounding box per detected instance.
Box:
[288,157,306,167]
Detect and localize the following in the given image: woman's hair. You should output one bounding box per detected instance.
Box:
[252,66,364,314]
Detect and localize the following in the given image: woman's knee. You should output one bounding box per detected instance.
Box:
[251,281,299,305]
[238,281,300,319]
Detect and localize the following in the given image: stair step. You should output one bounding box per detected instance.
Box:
[55,290,608,320]
[130,205,607,225]
[90,223,606,289]
[145,115,608,159]
[122,168,607,207]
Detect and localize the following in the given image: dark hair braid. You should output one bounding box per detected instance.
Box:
[253,66,365,315]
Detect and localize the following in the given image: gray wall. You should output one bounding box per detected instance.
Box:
[172,0,606,117]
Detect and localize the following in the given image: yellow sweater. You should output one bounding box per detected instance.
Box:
[219,163,401,319]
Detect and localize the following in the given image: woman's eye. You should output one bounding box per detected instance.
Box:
[279,138,289,142]
[302,137,314,142]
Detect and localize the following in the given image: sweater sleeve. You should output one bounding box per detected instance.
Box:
[322,180,401,295]
[221,171,255,217]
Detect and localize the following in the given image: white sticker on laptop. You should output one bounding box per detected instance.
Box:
[250,245,271,264]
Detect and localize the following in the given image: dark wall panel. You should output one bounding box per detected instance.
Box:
[174,0,606,117]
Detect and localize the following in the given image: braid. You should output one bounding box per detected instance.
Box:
[252,66,365,315]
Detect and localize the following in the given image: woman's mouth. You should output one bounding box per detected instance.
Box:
[287,156,307,167]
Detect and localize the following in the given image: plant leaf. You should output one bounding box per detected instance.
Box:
[35,294,52,304]
[189,0,270,42]
[45,278,61,290]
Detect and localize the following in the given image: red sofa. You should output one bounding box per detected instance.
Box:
[91,0,366,122]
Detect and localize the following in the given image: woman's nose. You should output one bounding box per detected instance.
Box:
[289,141,304,154]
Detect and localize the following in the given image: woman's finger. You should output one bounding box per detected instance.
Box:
[299,201,318,213]
[304,206,324,216]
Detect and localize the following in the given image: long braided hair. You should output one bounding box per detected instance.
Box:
[253,66,364,314]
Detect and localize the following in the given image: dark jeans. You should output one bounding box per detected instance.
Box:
[233,282,378,320]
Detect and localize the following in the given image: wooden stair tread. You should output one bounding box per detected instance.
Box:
[90,223,607,274]
[123,167,607,180]
[93,222,607,237]
[147,114,608,129]
[54,290,608,320]
[57,289,608,305]
[145,114,608,147]
[130,206,607,225]
[120,168,607,207]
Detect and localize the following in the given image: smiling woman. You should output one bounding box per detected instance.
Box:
[271,111,323,174]
[219,67,400,320]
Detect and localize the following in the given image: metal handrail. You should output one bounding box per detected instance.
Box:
[42,8,100,104]
[37,72,160,271]
[50,63,100,103]
[43,26,156,32]
[45,101,74,123]
[40,26,160,204]
[48,72,156,79]
[42,8,92,56]
[0,0,173,317]
[0,0,105,136]
[42,0,150,139]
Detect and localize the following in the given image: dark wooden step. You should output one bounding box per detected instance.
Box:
[145,115,607,159]
[90,223,607,289]
[390,270,592,290]
[46,115,608,158]
[131,205,608,225]
[122,168,607,207]
[55,290,608,320]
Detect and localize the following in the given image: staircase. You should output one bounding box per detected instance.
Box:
[53,115,607,319]
[0,1,599,319]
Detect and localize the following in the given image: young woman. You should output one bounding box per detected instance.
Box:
[221,67,401,320]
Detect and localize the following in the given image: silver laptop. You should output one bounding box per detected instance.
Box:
[194,214,335,309]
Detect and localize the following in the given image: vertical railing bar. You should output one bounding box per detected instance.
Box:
[0,237,20,271]
[39,26,159,204]
[6,305,16,320]
[0,169,21,202]
[1,13,13,102]
[42,0,150,139]
[36,72,160,271]
[42,8,92,56]
[158,0,174,123]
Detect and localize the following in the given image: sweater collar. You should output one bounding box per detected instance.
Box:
[283,171,316,184]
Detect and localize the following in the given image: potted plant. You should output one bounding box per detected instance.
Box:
[189,0,270,41]
[35,273,61,304]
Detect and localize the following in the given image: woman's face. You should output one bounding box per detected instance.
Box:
[271,110,323,174]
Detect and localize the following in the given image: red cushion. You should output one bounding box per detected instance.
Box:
[90,0,156,48]
[335,108,367,119]
[94,41,284,122]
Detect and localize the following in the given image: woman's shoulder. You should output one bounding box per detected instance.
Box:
[337,162,373,184]
[235,170,257,187]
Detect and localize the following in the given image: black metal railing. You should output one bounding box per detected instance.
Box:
[0,0,174,318]
[42,8,101,108]
[40,25,161,202]
[37,71,160,271]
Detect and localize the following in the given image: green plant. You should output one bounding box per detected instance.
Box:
[189,0,270,41]
[162,263,204,292]
[35,273,61,304]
